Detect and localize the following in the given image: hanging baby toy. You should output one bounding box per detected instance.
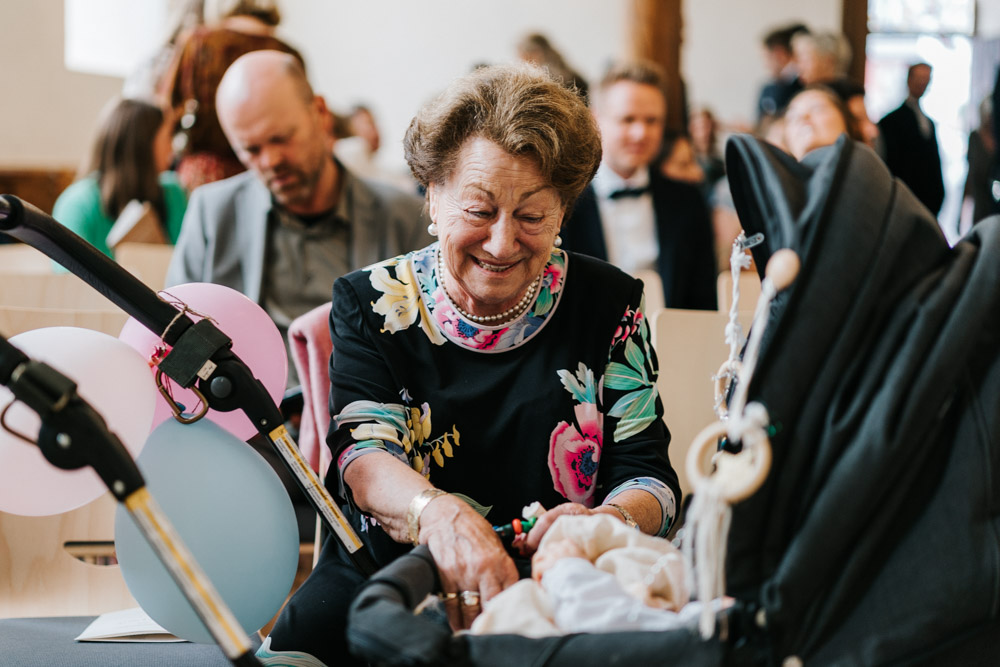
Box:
[684,235,800,639]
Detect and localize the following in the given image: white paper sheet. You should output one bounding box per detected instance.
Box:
[75,607,186,643]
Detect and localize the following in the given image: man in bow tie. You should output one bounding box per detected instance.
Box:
[561,60,717,310]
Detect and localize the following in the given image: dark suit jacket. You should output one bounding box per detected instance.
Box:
[758,75,802,121]
[878,102,945,215]
[561,169,717,310]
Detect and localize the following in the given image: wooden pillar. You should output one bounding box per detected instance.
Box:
[629,0,686,132]
[841,0,869,85]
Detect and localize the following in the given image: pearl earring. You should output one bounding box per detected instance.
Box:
[427,222,438,236]
[553,235,562,248]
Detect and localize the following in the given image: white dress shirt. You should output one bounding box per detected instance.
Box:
[905,97,932,139]
[592,163,659,275]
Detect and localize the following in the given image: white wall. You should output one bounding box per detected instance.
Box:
[277,0,629,174]
[0,0,123,168]
[1,0,850,170]
[683,0,843,128]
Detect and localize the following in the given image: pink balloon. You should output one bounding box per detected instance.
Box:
[118,283,287,441]
[0,327,157,516]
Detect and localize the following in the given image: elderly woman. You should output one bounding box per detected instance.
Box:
[782,85,862,161]
[259,64,680,666]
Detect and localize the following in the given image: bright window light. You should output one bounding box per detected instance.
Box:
[64,0,169,78]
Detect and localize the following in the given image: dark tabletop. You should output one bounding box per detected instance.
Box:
[0,616,261,666]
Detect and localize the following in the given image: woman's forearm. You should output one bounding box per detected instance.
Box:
[342,451,437,543]
[594,488,664,535]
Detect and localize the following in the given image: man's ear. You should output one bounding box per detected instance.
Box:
[314,95,335,147]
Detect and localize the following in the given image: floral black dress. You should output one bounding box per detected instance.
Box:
[326,243,680,567]
[261,244,682,663]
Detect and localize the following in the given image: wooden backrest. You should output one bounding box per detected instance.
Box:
[652,308,731,503]
[0,305,127,337]
[0,272,118,310]
[632,269,665,313]
[0,494,138,618]
[717,270,761,313]
[115,242,174,292]
[0,244,55,274]
[0,169,76,216]
[0,299,136,617]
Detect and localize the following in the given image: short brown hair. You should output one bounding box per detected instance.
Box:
[596,60,667,98]
[403,64,601,211]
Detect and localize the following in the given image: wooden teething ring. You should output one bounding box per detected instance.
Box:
[686,420,772,504]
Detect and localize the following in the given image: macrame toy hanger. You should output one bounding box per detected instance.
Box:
[684,246,800,639]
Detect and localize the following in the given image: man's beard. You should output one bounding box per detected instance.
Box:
[267,165,319,208]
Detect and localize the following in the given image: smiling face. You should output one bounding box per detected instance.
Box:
[428,137,565,317]
[783,90,849,160]
[594,80,666,179]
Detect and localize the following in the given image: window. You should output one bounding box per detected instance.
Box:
[64,0,168,78]
[866,0,976,240]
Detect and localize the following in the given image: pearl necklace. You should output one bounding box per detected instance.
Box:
[436,250,540,325]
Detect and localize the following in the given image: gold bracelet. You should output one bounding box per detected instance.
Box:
[606,502,639,530]
[406,488,448,545]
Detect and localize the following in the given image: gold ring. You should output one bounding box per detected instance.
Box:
[460,590,481,606]
[440,592,458,602]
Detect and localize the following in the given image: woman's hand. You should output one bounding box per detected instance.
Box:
[419,494,519,630]
[517,502,595,556]
[517,494,659,556]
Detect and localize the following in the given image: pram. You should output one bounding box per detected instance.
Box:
[345,135,1000,666]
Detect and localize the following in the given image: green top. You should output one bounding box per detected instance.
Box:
[51,172,187,258]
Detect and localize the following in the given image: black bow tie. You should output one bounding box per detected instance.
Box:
[608,186,650,200]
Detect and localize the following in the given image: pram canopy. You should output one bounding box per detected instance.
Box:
[346,135,1000,666]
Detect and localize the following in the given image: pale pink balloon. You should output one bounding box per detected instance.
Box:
[118,283,287,441]
[0,327,157,516]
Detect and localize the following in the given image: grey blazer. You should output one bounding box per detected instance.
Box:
[166,167,429,302]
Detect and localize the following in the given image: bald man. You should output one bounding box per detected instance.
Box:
[167,50,429,384]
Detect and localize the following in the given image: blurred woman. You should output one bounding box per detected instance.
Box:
[659,131,705,187]
[165,0,305,191]
[516,32,589,101]
[791,32,851,87]
[52,98,186,259]
[782,85,861,160]
[688,108,726,196]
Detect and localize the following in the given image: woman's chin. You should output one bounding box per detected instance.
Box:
[464,287,524,315]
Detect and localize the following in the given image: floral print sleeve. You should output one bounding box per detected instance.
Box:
[335,399,460,498]
[598,291,678,536]
[326,275,416,505]
[327,267,463,511]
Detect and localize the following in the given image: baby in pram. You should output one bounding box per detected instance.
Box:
[470,513,715,637]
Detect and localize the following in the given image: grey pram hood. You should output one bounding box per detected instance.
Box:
[725,133,1000,664]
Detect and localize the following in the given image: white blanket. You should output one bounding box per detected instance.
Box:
[470,514,695,636]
